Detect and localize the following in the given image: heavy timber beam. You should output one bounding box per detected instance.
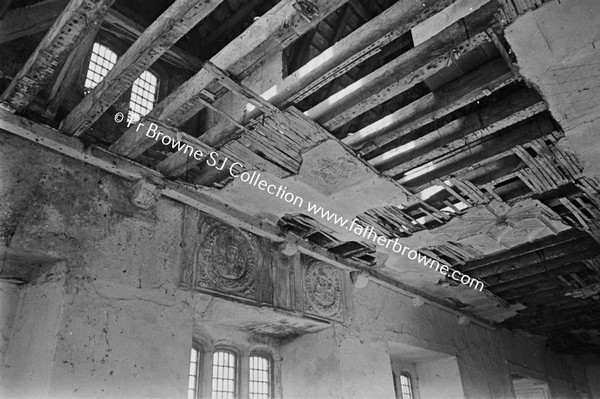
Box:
[0,108,494,331]
[0,0,202,71]
[110,0,460,170]
[500,267,586,301]
[0,0,116,112]
[481,244,600,286]
[343,58,516,151]
[305,1,499,130]
[462,229,587,273]
[60,0,225,137]
[373,93,546,174]
[470,236,598,279]
[109,0,349,158]
[44,21,101,119]
[404,118,555,189]
[0,0,68,45]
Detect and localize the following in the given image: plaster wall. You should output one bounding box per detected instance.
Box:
[0,130,594,399]
[505,0,600,177]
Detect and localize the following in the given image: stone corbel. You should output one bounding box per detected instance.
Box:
[130,179,162,209]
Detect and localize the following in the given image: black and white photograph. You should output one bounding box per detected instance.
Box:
[0,0,599,397]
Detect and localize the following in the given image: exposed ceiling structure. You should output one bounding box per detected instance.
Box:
[1,0,599,356]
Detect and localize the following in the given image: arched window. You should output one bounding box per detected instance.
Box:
[84,42,118,93]
[129,70,158,121]
[188,345,202,399]
[212,350,237,399]
[249,354,272,399]
[399,372,414,399]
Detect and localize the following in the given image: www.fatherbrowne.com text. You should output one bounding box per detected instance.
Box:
[140,120,484,292]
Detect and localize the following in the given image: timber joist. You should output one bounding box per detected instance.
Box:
[0,0,116,112]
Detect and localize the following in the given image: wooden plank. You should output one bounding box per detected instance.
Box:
[202,61,280,114]
[344,59,517,150]
[0,0,68,45]
[102,9,203,71]
[306,2,501,129]
[44,22,100,119]
[274,0,462,107]
[381,101,548,176]
[60,0,225,137]
[109,0,348,157]
[310,31,492,129]
[0,1,203,72]
[0,0,116,112]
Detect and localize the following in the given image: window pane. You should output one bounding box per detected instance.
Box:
[400,373,414,399]
[249,355,271,399]
[189,347,201,399]
[129,70,158,122]
[84,43,118,93]
[212,351,236,399]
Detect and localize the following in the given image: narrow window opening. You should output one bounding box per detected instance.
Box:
[212,350,237,399]
[399,372,415,399]
[249,355,271,399]
[189,346,201,399]
[129,70,158,122]
[84,42,118,93]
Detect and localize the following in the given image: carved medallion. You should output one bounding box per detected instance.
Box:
[196,224,256,297]
[304,261,343,320]
[311,157,358,185]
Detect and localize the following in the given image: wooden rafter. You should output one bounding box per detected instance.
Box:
[109,0,348,159]
[0,0,116,112]
[60,0,226,137]
[305,1,500,130]
[123,0,462,177]
[343,58,517,150]
[381,101,548,177]
[0,0,68,45]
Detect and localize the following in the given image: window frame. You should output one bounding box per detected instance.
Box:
[189,344,203,399]
[128,69,160,122]
[211,346,240,399]
[248,351,273,399]
[83,42,118,94]
[398,371,415,399]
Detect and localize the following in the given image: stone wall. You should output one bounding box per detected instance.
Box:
[0,127,597,398]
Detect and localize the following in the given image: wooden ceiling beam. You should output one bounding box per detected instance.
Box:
[0,1,203,72]
[461,229,587,274]
[44,22,101,119]
[343,58,516,150]
[381,100,547,177]
[60,0,225,137]
[0,0,68,45]
[0,0,116,113]
[308,30,492,130]
[482,242,600,287]
[109,0,349,159]
[402,116,555,189]
[471,236,597,279]
[306,1,500,130]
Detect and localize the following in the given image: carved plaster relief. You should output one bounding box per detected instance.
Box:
[423,199,570,260]
[303,260,344,322]
[190,220,259,299]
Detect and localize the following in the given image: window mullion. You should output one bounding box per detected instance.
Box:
[200,348,213,399]
[239,354,250,399]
